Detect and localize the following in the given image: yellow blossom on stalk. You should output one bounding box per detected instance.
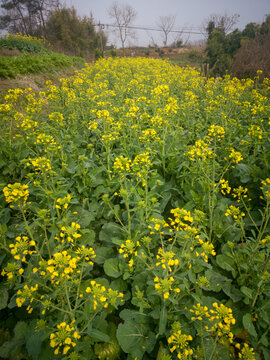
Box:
[169,208,193,232]
[85,281,124,310]
[232,186,248,202]
[219,179,231,195]
[208,125,225,140]
[261,235,270,247]
[35,133,56,146]
[209,302,235,343]
[48,112,64,125]
[190,303,210,321]
[133,152,152,186]
[148,218,169,235]
[3,183,29,208]
[196,276,210,288]
[260,178,270,200]
[37,251,80,283]
[238,343,256,359]
[75,245,96,266]
[196,239,216,262]
[119,239,140,263]
[101,133,119,142]
[59,222,82,243]
[227,148,243,164]
[9,236,36,262]
[248,125,263,140]
[155,248,179,272]
[1,262,24,280]
[187,139,213,162]
[151,84,170,97]
[168,330,193,359]
[0,104,11,112]
[113,155,133,178]
[163,96,179,115]
[139,128,160,143]
[16,284,38,312]
[154,276,180,299]
[225,205,245,221]
[50,322,80,356]
[27,157,52,173]
[55,194,72,210]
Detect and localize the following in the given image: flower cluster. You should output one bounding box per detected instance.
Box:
[248,125,263,140]
[219,179,231,195]
[35,133,60,151]
[208,125,225,140]
[187,139,213,162]
[26,157,52,174]
[133,152,152,186]
[155,248,179,272]
[195,239,216,262]
[34,251,80,284]
[58,222,82,244]
[154,276,180,299]
[169,208,193,232]
[50,322,81,356]
[55,194,72,210]
[113,155,133,178]
[261,178,270,200]
[85,281,124,310]
[208,302,236,343]
[16,284,38,313]
[9,236,36,262]
[168,329,193,359]
[75,245,96,266]
[119,239,140,268]
[48,112,64,125]
[232,186,248,202]
[3,183,29,208]
[1,262,24,280]
[237,343,256,360]
[190,303,210,321]
[139,128,160,143]
[225,205,245,221]
[148,218,168,235]
[228,148,243,164]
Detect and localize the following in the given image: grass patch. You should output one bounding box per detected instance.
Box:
[0,53,85,79]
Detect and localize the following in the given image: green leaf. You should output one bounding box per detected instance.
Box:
[240,286,253,299]
[14,321,28,340]
[242,313,257,338]
[104,258,121,278]
[87,326,111,343]
[0,341,17,358]
[26,333,42,360]
[0,289,8,310]
[116,319,155,360]
[94,247,115,264]
[99,223,125,244]
[216,254,236,276]
[158,306,167,335]
[262,347,270,360]
[261,334,269,347]
[77,209,95,227]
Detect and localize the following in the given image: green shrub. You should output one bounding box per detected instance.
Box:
[0,33,48,53]
[0,53,84,79]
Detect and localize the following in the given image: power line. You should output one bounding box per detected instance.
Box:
[94,23,205,36]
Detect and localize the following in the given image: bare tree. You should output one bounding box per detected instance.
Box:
[201,13,240,38]
[157,15,176,46]
[108,2,137,51]
[0,0,61,35]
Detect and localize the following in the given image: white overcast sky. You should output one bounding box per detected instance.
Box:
[65,0,269,46]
